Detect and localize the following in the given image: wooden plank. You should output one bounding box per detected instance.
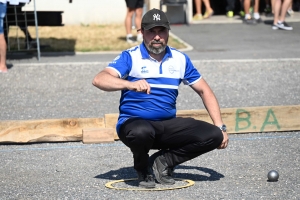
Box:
[104,113,119,140]
[1,105,298,144]
[0,118,105,143]
[82,128,114,144]
[105,105,300,140]
[177,105,300,133]
[231,105,300,133]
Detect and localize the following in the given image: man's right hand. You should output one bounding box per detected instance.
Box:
[127,79,151,94]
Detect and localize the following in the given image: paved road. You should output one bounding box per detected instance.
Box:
[6,22,300,64]
[1,21,300,200]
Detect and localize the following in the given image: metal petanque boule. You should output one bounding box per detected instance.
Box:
[267,170,279,182]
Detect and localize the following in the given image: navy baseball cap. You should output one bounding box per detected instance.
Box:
[141,8,170,30]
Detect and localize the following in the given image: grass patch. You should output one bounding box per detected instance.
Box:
[7,24,187,52]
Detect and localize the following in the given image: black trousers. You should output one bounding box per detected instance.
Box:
[119,117,223,171]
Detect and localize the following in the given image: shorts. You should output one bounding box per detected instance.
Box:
[125,0,144,9]
[0,3,7,34]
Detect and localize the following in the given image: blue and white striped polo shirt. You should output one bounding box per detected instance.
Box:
[107,43,202,134]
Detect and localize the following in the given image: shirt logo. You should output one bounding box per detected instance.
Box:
[169,66,178,74]
[153,14,161,21]
[141,66,149,74]
[110,55,120,64]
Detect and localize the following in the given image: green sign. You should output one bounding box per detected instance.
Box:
[235,108,281,132]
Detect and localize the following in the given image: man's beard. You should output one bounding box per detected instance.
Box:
[144,41,166,54]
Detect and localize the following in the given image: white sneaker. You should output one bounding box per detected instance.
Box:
[126,35,136,43]
[275,21,293,30]
[272,24,279,30]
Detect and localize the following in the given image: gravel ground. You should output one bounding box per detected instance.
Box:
[0,60,299,120]
[0,132,299,199]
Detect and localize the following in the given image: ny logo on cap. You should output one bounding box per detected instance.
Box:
[153,13,161,21]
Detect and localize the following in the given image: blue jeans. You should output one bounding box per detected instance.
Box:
[0,3,7,34]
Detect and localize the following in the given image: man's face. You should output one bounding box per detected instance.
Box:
[142,26,169,55]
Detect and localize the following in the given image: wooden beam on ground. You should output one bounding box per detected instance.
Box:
[0,118,105,143]
[176,105,300,133]
[105,113,119,140]
[82,128,114,144]
[0,105,298,144]
[105,105,300,140]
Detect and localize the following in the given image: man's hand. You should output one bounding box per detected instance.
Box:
[218,131,229,149]
[127,79,151,94]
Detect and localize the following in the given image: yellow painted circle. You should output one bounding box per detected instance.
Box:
[105,178,195,191]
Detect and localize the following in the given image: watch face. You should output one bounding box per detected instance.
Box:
[221,125,227,132]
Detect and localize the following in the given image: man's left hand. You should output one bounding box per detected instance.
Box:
[218,131,229,149]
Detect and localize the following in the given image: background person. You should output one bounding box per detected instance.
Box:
[93,8,228,189]
[243,0,262,24]
[0,0,7,73]
[193,0,214,20]
[272,0,293,30]
[125,0,144,43]
[226,0,244,18]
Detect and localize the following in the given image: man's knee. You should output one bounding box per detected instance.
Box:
[210,126,224,147]
[124,119,155,146]
[193,121,223,148]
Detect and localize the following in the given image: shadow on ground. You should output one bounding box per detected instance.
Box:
[6,37,76,61]
[95,165,224,186]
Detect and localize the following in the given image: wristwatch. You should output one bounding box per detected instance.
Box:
[218,124,227,132]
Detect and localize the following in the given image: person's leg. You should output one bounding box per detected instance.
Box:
[287,0,294,15]
[119,118,156,171]
[151,117,223,168]
[243,0,257,24]
[125,8,134,36]
[203,0,214,19]
[135,7,143,41]
[279,0,292,22]
[0,3,7,73]
[273,0,293,30]
[253,0,261,21]
[125,0,138,43]
[193,0,203,20]
[240,0,245,16]
[273,0,281,24]
[244,0,251,16]
[0,34,7,72]
[271,0,276,13]
[226,0,235,17]
[118,118,156,188]
[119,117,223,185]
[265,0,271,14]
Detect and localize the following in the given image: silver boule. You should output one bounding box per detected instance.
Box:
[267,170,279,182]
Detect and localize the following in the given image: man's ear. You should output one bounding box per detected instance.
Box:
[138,29,144,34]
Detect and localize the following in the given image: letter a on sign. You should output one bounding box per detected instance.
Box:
[153,14,161,21]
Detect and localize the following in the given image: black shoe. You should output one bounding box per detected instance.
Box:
[243,17,257,25]
[275,21,293,30]
[137,168,155,188]
[150,150,175,185]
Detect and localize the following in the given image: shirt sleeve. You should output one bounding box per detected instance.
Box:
[182,54,202,85]
[107,51,132,79]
